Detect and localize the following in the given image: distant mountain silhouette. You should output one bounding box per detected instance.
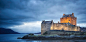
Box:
[0,28,19,34]
[20,32,41,34]
[34,32,41,34]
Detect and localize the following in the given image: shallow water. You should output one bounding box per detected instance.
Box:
[0,34,86,42]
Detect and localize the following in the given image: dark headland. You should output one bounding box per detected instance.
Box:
[0,28,19,34]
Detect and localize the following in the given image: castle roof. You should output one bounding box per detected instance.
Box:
[42,21,52,24]
[54,23,75,26]
[62,14,75,18]
[42,20,75,26]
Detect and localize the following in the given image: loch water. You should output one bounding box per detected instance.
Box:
[0,34,86,42]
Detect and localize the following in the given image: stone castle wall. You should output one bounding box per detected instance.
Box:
[50,23,80,31]
[41,21,80,35]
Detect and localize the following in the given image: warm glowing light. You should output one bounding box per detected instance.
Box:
[50,27,53,30]
[74,29,77,31]
[60,15,76,26]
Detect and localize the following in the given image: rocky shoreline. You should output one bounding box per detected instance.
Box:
[17,34,86,40]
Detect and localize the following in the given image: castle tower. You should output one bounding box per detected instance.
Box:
[41,20,53,35]
[60,13,77,26]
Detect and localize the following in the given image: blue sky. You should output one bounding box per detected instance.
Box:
[0,0,86,33]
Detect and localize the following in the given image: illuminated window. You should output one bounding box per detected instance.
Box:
[57,24,59,27]
[68,20,70,21]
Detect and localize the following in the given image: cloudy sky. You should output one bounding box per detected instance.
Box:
[0,0,86,33]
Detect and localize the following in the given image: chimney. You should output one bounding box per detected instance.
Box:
[63,14,65,16]
[51,20,53,22]
[72,13,74,16]
[51,20,53,23]
[58,21,59,23]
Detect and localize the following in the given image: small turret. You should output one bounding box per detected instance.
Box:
[42,20,45,24]
[72,13,74,16]
[58,21,59,23]
[63,14,65,16]
[51,20,53,23]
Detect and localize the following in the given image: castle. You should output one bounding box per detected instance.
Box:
[41,13,80,35]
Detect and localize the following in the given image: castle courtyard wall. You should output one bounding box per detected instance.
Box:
[50,23,80,31]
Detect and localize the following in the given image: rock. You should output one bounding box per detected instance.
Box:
[54,35,61,37]
[70,35,75,38]
[17,37,22,39]
[22,35,28,39]
[29,33,34,35]
[18,34,86,40]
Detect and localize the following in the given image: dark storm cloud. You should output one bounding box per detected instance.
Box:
[0,0,86,31]
[0,0,28,10]
[0,0,37,27]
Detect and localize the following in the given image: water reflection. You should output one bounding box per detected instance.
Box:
[25,40,86,42]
